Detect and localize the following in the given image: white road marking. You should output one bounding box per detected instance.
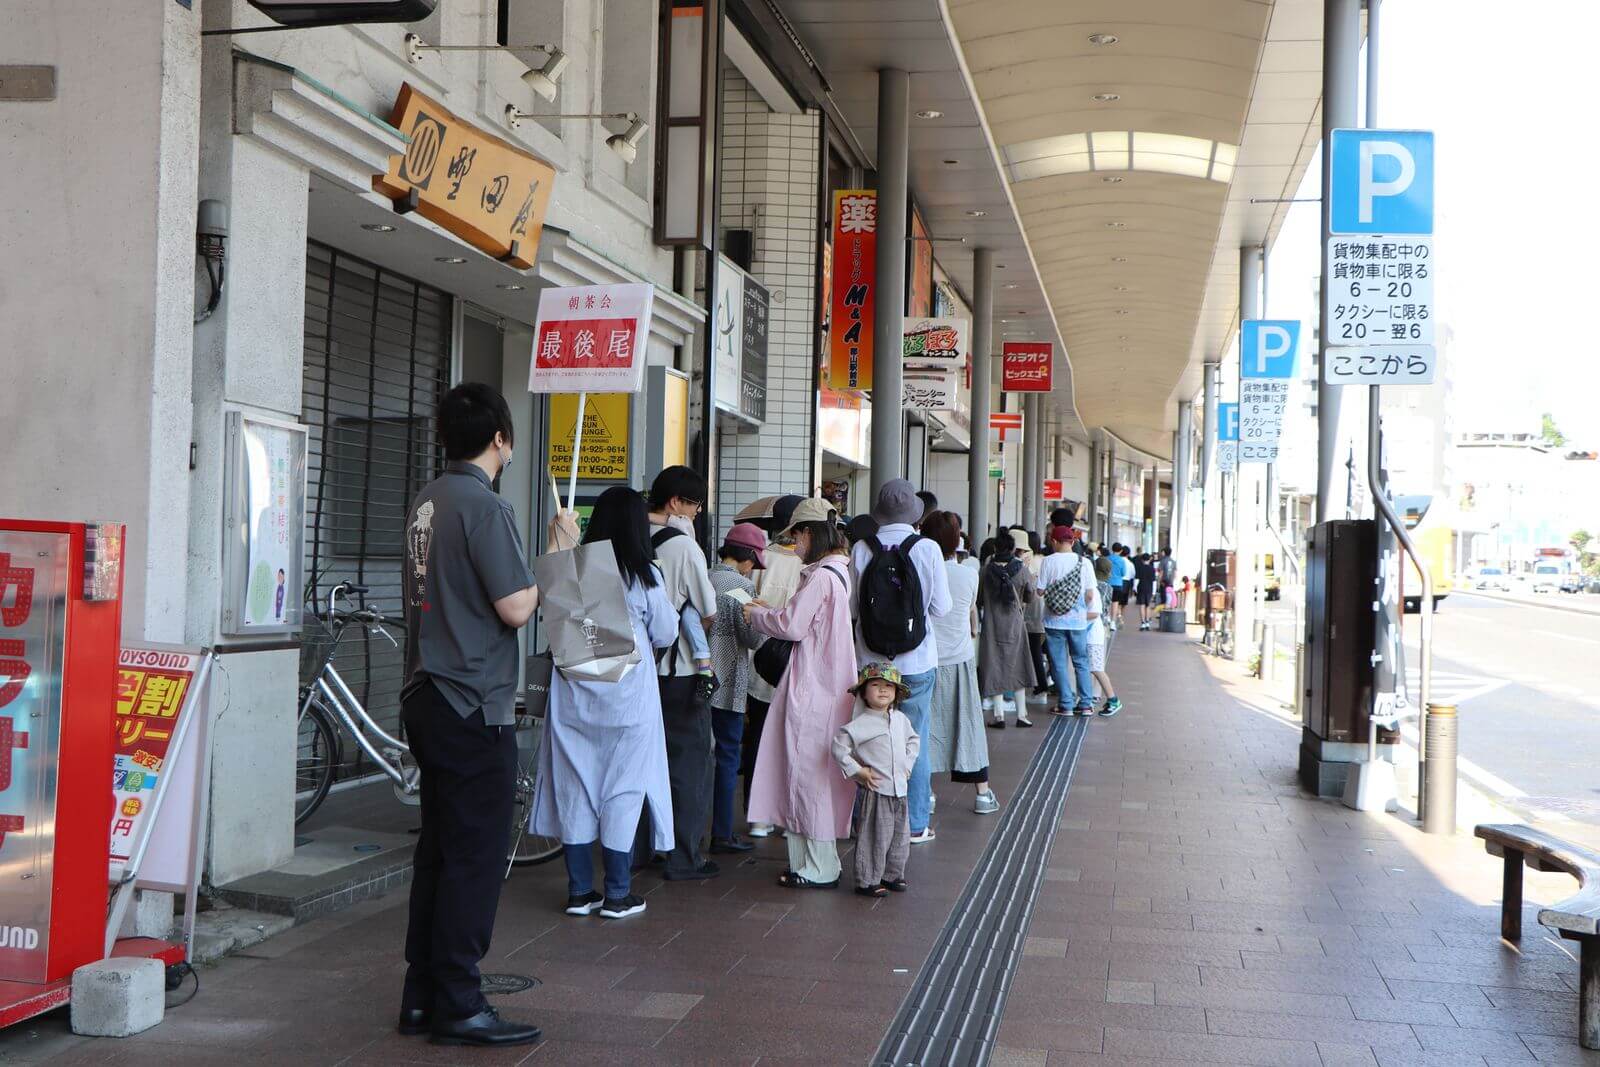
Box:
[1532,628,1595,645]
[1398,724,1528,798]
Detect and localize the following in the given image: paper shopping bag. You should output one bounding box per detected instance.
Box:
[533,540,641,683]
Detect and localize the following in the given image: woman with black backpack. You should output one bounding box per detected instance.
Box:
[978,533,1040,728]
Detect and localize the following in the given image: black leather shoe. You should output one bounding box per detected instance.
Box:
[710,836,754,854]
[430,1007,541,1047]
[662,859,721,881]
[397,1007,430,1036]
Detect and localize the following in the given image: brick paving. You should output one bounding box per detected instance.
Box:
[3,631,1597,1064]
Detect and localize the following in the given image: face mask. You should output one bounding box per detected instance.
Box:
[667,514,695,535]
[498,444,513,474]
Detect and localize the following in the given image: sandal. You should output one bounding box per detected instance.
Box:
[854,884,889,898]
[777,870,840,890]
[881,879,908,893]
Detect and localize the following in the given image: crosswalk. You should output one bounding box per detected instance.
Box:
[1398,668,1508,708]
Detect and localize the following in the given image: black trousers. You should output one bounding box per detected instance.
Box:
[401,681,517,1022]
[634,674,712,875]
[1028,632,1051,693]
[741,696,770,815]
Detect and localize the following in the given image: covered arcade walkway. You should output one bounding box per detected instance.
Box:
[6,634,1593,1066]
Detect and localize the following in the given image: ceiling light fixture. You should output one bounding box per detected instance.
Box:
[497,283,525,291]
[1092,92,1120,102]
[405,34,570,102]
[1113,285,1130,291]
[916,109,943,119]
[965,209,987,217]
[1105,221,1124,228]
[1005,283,1019,289]
[435,256,468,264]
[942,158,960,166]
[361,223,396,233]
[1102,176,1124,184]
[1111,256,1127,262]
[1087,33,1119,46]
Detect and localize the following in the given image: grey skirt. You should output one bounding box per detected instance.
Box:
[926,658,989,776]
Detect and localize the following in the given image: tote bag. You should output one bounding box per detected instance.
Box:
[533,540,641,683]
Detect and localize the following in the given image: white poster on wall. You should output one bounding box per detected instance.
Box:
[242,421,298,627]
[712,256,744,415]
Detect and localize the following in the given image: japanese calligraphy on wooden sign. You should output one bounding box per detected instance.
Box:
[374,83,556,270]
[1323,237,1435,384]
[111,647,202,865]
[827,190,877,390]
[529,283,655,394]
[1001,342,1053,392]
[1239,320,1300,463]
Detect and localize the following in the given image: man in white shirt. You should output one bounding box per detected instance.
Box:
[850,479,951,841]
[1036,525,1100,715]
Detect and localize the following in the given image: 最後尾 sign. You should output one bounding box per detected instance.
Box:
[374,84,555,270]
[1043,479,1064,502]
[1325,128,1437,385]
[548,393,630,480]
[529,283,655,394]
[1238,320,1300,463]
[827,190,877,389]
[1001,342,1052,392]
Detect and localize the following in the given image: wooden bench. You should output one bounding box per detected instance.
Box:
[1475,823,1600,1050]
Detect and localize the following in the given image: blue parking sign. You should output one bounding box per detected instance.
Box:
[1218,403,1239,442]
[1329,129,1433,235]
[1240,320,1300,380]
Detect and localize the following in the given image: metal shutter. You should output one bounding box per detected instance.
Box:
[302,241,452,776]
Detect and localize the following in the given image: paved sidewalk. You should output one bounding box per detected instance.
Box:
[998,628,1599,1066]
[3,629,1595,1064]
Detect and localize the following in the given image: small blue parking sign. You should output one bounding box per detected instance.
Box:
[1330,129,1433,235]
[1218,403,1239,442]
[1240,320,1300,379]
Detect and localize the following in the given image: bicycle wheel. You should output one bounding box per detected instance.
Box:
[507,708,562,868]
[295,702,340,826]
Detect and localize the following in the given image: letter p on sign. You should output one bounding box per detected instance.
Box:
[1330,129,1433,235]
[1241,320,1300,379]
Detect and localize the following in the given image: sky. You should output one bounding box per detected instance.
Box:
[1267,0,1600,449]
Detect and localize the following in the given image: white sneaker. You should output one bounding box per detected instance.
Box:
[747,823,776,838]
[974,791,1000,815]
[981,697,995,712]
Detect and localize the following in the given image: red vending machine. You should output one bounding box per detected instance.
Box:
[0,520,123,991]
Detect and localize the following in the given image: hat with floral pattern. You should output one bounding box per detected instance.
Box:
[850,661,911,702]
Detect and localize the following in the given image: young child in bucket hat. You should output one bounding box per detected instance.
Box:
[831,663,921,898]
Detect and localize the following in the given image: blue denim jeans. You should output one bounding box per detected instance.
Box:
[901,669,936,834]
[1044,627,1094,710]
[711,708,744,840]
[564,842,632,901]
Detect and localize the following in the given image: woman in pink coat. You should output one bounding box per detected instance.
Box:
[743,503,858,888]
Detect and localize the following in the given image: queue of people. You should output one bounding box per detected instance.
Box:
[395,381,1130,1047]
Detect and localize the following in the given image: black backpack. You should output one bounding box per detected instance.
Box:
[858,534,928,657]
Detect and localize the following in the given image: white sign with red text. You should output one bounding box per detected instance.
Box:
[529,283,656,394]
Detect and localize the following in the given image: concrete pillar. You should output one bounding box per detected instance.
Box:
[870,69,910,497]
[1020,396,1039,536]
[968,248,994,541]
[1150,464,1162,551]
[1174,401,1193,567]
[1236,246,1263,663]
[1105,439,1118,543]
[0,1,200,643]
[1318,0,1361,522]
[1087,439,1102,540]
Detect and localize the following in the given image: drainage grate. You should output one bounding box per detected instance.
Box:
[874,714,1088,1067]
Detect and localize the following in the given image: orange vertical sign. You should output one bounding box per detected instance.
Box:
[827,189,877,390]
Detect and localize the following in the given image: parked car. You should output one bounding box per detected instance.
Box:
[1560,573,1587,594]
[1473,566,1511,592]
[1529,562,1563,594]
[1587,577,1600,595]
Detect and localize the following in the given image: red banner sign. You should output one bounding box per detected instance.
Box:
[827,189,877,390]
[528,284,655,394]
[1043,479,1064,502]
[1002,342,1053,392]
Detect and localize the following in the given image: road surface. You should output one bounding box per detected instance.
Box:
[1265,591,1600,830]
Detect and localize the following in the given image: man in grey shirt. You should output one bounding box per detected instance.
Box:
[398,383,569,1048]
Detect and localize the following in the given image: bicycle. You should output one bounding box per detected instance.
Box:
[296,581,562,871]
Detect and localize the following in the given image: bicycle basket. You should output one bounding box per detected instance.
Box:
[298,613,341,688]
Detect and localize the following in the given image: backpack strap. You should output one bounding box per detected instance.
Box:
[652,526,685,549]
